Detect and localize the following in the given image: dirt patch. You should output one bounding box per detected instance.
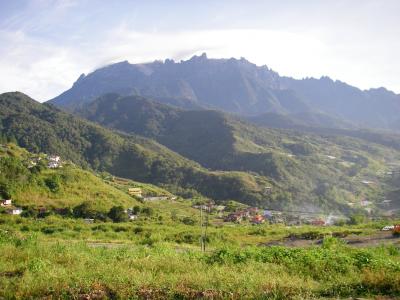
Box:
[0,269,24,278]
[264,231,400,248]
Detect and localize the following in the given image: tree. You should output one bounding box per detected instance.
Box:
[132,205,141,215]
[73,202,97,218]
[348,214,365,225]
[108,206,128,222]
[44,175,61,192]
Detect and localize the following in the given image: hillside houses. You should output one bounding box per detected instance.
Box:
[7,207,23,215]
[250,215,265,224]
[48,155,61,168]
[0,199,22,215]
[1,199,12,206]
[128,188,142,198]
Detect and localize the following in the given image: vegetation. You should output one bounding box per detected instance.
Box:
[0,92,273,206]
[1,214,399,299]
[76,93,400,212]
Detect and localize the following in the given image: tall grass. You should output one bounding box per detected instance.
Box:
[1,227,399,299]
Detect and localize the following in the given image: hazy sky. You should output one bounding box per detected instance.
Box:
[1,0,399,101]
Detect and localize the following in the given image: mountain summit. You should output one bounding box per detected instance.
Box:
[49,54,400,130]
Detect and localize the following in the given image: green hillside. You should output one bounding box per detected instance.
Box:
[0,143,143,210]
[77,94,400,212]
[0,92,269,206]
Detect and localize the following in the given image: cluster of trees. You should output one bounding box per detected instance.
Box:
[19,202,155,223]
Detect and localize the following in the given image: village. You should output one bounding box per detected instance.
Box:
[1,151,399,234]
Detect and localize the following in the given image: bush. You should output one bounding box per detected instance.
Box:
[348,214,366,225]
[181,216,196,225]
[44,175,61,192]
[108,206,128,223]
[73,202,97,219]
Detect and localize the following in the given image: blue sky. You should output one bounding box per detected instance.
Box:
[1,0,400,101]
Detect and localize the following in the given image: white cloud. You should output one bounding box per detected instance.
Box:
[0,24,399,102]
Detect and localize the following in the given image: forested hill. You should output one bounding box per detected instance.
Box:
[76,93,400,213]
[0,92,272,206]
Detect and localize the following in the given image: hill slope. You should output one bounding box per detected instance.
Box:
[77,94,400,213]
[0,143,142,210]
[49,54,400,131]
[0,92,271,206]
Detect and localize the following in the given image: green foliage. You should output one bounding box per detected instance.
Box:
[107,206,128,223]
[73,202,98,219]
[44,175,61,192]
[74,93,400,212]
[181,216,196,226]
[348,214,366,225]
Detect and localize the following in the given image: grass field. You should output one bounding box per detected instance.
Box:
[1,214,399,299]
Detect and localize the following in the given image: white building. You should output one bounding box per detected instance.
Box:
[48,155,61,168]
[8,208,22,215]
[0,199,12,206]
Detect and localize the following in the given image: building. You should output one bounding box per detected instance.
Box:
[311,218,325,226]
[250,215,265,224]
[224,213,243,223]
[0,199,12,206]
[7,208,22,215]
[48,155,61,168]
[128,188,142,197]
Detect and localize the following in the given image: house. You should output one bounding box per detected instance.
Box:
[0,199,12,206]
[250,215,265,224]
[224,213,243,223]
[246,207,259,216]
[361,180,374,185]
[263,210,273,219]
[84,218,94,224]
[311,218,325,226]
[48,155,61,168]
[129,215,138,220]
[360,199,372,207]
[128,188,142,197]
[7,208,22,215]
[382,225,394,231]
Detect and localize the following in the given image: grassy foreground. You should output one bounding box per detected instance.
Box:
[1,217,400,299]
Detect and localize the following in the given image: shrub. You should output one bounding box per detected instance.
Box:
[73,202,97,219]
[44,175,61,192]
[348,214,366,225]
[133,226,144,234]
[113,226,129,232]
[108,206,128,223]
[181,216,196,225]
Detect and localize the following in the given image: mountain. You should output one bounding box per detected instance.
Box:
[76,93,400,213]
[0,92,271,206]
[280,77,400,129]
[49,54,400,131]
